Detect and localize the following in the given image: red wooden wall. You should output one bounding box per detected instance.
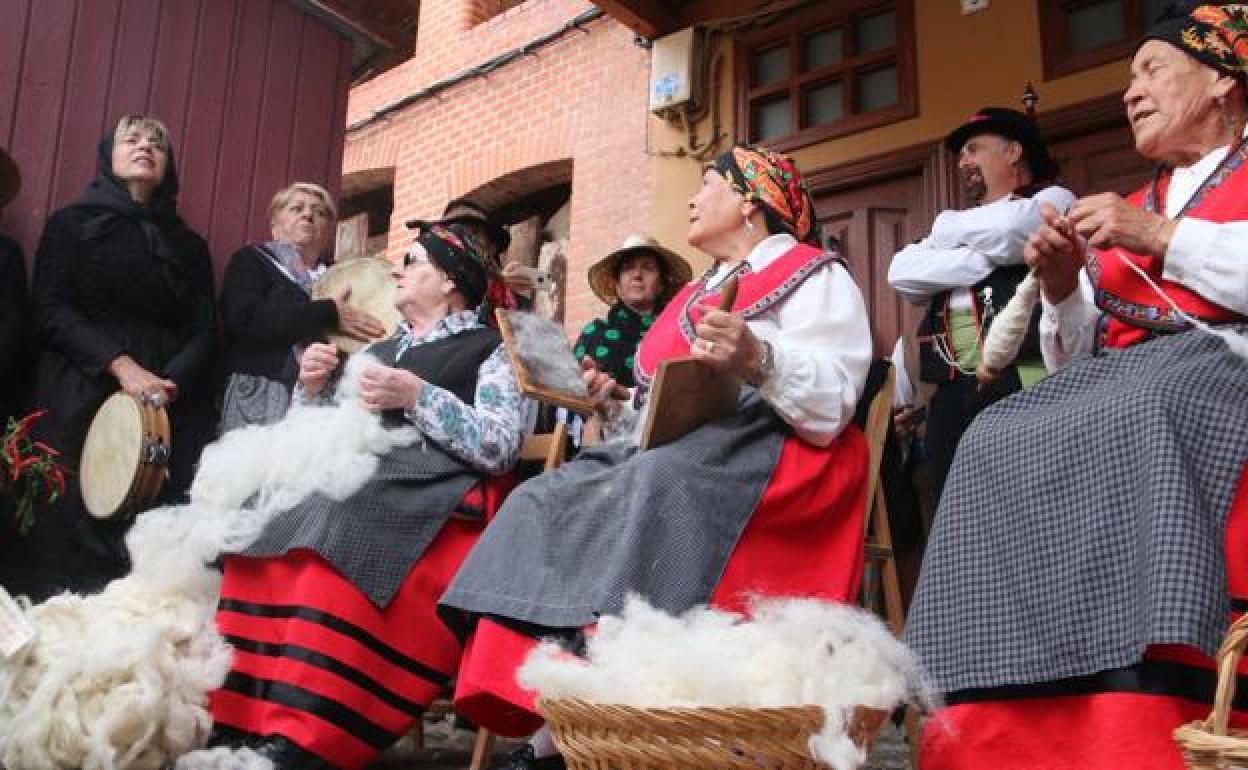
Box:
[0,0,353,287]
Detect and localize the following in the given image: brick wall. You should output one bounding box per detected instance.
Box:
[344,0,655,335]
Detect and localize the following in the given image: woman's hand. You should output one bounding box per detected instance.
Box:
[581,356,629,416]
[333,286,386,342]
[298,342,341,396]
[1024,203,1084,304]
[501,261,535,297]
[1067,192,1177,258]
[691,309,767,383]
[108,355,177,405]
[359,364,424,412]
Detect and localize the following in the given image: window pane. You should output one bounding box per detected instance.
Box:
[856,11,896,54]
[803,28,844,71]
[805,81,843,127]
[1066,0,1126,52]
[754,97,793,140]
[857,65,899,112]
[753,45,790,87]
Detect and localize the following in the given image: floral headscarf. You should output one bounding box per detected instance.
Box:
[1144,2,1248,78]
[707,144,819,246]
[408,223,489,307]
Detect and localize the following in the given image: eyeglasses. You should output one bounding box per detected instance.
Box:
[404,250,430,267]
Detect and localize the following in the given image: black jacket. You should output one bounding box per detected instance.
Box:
[220,244,339,386]
[0,235,30,425]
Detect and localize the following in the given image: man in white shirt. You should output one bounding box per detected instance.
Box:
[888,107,1075,501]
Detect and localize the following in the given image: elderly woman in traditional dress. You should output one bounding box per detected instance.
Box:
[904,5,1248,769]
[207,223,531,770]
[25,115,216,599]
[218,182,384,432]
[438,144,873,770]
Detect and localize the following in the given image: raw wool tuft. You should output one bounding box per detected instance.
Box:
[0,353,421,769]
[173,746,274,770]
[518,596,938,770]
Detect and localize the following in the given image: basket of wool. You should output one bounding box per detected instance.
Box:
[520,597,934,770]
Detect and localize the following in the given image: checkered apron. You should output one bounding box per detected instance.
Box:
[904,328,1248,694]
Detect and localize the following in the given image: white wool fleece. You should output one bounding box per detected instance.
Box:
[518,596,939,770]
[0,353,423,770]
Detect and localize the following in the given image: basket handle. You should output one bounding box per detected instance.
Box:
[1209,613,1248,736]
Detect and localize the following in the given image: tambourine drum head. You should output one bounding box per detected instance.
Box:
[310,257,402,353]
[80,393,144,519]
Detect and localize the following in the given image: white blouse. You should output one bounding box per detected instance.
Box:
[610,234,872,448]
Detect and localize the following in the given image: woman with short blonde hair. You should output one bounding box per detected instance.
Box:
[218,181,383,432]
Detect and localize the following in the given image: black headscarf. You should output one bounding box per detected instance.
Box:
[69,123,191,299]
[1143,2,1248,79]
[411,223,489,308]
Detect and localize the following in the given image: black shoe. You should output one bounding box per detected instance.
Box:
[490,744,567,770]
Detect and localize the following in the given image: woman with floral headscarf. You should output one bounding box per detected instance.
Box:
[207,223,532,770]
[904,4,1248,768]
[439,144,873,770]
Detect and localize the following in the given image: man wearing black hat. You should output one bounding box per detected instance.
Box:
[888,107,1075,502]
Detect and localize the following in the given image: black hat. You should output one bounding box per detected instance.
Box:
[405,198,511,254]
[409,222,490,308]
[945,107,1059,183]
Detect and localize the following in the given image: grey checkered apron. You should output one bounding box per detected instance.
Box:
[241,441,477,608]
[439,393,785,629]
[904,329,1248,695]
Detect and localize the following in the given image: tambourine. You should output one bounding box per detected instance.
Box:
[79,391,171,520]
[309,257,402,354]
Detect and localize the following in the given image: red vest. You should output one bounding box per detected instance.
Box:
[1090,145,1248,349]
[635,243,840,386]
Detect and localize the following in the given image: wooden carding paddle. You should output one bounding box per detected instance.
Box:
[638,274,741,450]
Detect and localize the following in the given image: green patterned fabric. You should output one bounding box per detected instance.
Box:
[573,301,655,387]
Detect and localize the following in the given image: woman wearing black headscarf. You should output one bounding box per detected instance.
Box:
[21,115,217,599]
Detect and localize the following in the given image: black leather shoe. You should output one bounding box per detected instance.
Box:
[489,744,567,770]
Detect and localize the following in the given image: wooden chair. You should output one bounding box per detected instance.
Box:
[854,361,923,766]
[404,422,569,770]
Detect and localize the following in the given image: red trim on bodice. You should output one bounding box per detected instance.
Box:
[1092,164,1248,349]
[636,243,837,380]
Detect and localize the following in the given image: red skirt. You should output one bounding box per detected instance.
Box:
[451,428,869,736]
[209,481,511,769]
[920,463,1248,770]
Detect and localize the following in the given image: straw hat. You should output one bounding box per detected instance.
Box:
[0,147,19,209]
[587,234,693,306]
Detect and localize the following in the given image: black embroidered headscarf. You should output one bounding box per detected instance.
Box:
[1143,2,1248,78]
[409,223,489,308]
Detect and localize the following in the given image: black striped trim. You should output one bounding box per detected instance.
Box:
[947,659,1248,712]
[221,670,400,750]
[208,725,336,769]
[218,599,451,687]
[1232,598,1248,614]
[222,634,431,717]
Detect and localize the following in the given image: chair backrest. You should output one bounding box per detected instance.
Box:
[855,360,896,527]
[519,420,569,471]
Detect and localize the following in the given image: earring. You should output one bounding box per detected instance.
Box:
[744,219,756,235]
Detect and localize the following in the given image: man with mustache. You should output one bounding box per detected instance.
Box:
[888,107,1074,503]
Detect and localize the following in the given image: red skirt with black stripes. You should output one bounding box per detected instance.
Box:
[919,467,1248,770]
[209,481,510,770]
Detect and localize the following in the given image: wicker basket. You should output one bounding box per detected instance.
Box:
[538,698,887,770]
[1174,614,1248,769]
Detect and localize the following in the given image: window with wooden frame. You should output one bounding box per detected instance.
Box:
[735,0,916,152]
[1038,0,1171,80]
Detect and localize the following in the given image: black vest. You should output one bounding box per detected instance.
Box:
[916,263,1041,384]
[367,326,501,424]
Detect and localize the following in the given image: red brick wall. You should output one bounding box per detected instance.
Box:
[344,0,655,336]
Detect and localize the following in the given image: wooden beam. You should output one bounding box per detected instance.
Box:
[678,0,812,26]
[592,0,679,39]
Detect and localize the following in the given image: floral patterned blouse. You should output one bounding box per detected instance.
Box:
[297,310,531,475]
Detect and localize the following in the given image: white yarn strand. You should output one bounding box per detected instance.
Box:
[976,271,1040,383]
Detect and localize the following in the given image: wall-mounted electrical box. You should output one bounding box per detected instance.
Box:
[649,27,701,117]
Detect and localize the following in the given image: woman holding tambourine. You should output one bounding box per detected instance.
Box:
[25,115,217,598]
